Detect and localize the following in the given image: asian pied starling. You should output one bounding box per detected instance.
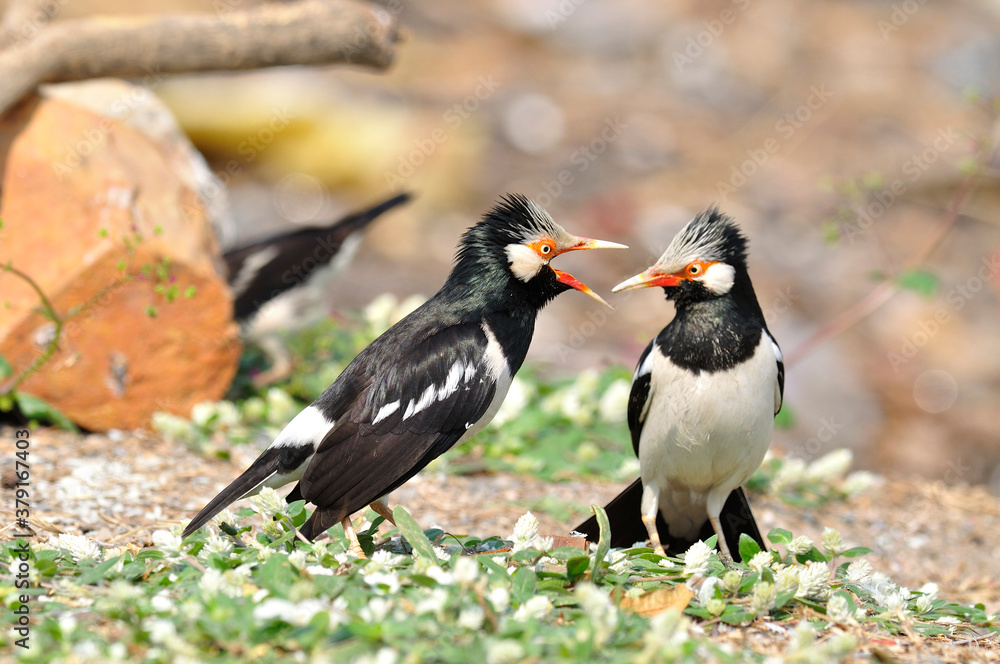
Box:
[575,208,783,560]
[225,192,411,385]
[184,194,626,545]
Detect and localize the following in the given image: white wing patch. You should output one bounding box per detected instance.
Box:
[230,245,279,297]
[769,335,783,363]
[271,405,333,449]
[634,349,655,381]
[372,400,401,425]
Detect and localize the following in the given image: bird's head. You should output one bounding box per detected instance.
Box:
[613,207,748,305]
[453,194,626,309]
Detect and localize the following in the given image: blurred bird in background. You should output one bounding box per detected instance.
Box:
[577,208,782,561]
[224,192,411,385]
[186,194,626,552]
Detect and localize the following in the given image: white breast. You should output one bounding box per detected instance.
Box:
[639,334,777,539]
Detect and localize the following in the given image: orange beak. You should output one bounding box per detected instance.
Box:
[612,266,683,293]
[552,236,627,309]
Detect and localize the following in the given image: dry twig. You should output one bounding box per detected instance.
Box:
[0,0,400,116]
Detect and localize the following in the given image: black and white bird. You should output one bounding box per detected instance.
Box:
[576,208,783,560]
[225,192,411,385]
[184,194,625,544]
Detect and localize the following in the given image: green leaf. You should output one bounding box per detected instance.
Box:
[392,505,436,562]
[14,392,76,430]
[718,605,755,625]
[590,505,611,583]
[897,269,940,298]
[0,353,12,379]
[510,567,537,604]
[841,546,872,558]
[566,556,590,583]
[738,534,761,563]
[796,547,829,564]
[767,528,793,545]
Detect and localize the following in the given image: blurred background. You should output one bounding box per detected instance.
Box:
[14,0,1000,491]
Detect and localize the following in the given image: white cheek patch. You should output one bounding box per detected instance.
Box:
[699,262,735,295]
[505,243,545,282]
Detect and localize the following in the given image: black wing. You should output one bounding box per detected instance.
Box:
[765,328,785,415]
[226,192,411,321]
[297,322,499,538]
[626,339,655,457]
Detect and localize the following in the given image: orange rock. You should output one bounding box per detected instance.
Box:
[0,99,241,431]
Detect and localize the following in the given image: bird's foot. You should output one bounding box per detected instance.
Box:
[369,499,397,526]
[341,516,367,559]
[641,511,668,559]
[709,515,733,563]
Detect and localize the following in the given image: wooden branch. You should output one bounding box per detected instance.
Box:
[0,0,62,50]
[0,0,400,116]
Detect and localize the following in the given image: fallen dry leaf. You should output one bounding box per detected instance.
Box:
[620,585,694,616]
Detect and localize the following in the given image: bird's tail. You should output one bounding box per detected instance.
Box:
[182,446,307,537]
[574,480,765,561]
[331,192,412,236]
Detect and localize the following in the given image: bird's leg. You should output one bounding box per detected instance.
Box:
[341,516,366,559]
[252,335,293,387]
[640,484,667,558]
[708,515,733,563]
[369,498,396,526]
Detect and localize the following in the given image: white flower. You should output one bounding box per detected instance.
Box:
[796,561,830,599]
[363,570,401,594]
[368,549,404,571]
[265,388,299,426]
[364,293,399,333]
[203,534,233,557]
[845,559,873,583]
[642,609,690,655]
[488,586,510,613]
[842,470,876,495]
[152,530,184,557]
[682,540,713,578]
[249,487,285,518]
[598,379,630,423]
[453,556,480,584]
[772,457,807,491]
[880,589,910,619]
[151,412,197,440]
[804,449,853,483]
[513,595,552,622]
[55,534,102,562]
[750,581,777,615]
[821,527,846,557]
[914,595,934,614]
[575,582,618,646]
[826,594,852,623]
[433,546,451,562]
[696,577,720,606]
[509,511,541,552]
[608,550,630,575]
[775,566,800,595]
[414,588,449,617]
[491,377,534,427]
[486,640,525,664]
[287,549,308,570]
[425,565,454,586]
[918,582,939,602]
[360,597,392,623]
[747,551,773,573]
[354,647,399,664]
[150,592,174,614]
[198,565,252,598]
[706,598,726,616]
[787,535,814,556]
[211,509,238,530]
[254,598,328,627]
[457,605,485,630]
[720,570,743,594]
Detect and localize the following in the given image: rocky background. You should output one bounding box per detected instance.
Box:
[2,0,999,493]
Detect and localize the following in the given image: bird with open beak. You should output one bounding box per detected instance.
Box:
[184,194,625,551]
[576,207,783,561]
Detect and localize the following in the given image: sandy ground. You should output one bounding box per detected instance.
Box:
[2,425,999,660]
